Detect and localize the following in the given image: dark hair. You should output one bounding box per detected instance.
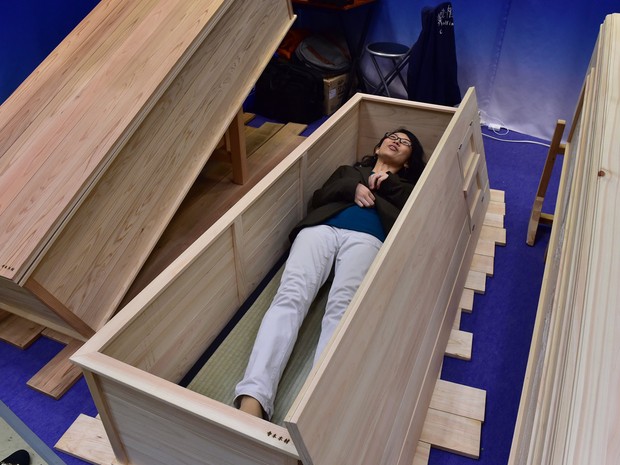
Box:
[357,128,426,183]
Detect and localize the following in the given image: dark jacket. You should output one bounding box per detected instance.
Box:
[289,165,415,242]
[407,2,461,106]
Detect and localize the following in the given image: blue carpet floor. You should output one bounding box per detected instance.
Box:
[0,124,560,465]
[0,399,67,465]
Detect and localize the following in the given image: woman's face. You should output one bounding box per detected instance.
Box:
[375,132,413,168]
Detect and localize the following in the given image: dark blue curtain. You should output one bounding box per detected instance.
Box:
[0,1,100,103]
[363,0,618,140]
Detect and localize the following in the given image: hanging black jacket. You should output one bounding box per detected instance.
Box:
[407,2,461,106]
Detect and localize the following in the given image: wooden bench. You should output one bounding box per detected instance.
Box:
[70,88,492,465]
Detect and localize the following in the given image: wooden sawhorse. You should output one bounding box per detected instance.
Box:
[526,120,566,246]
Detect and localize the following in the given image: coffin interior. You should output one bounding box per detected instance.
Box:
[72,92,486,465]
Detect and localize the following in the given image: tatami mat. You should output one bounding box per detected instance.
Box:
[187,265,329,425]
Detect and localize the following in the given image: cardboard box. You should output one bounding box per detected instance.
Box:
[323,72,350,115]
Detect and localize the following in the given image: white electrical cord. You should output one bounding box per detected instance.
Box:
[479,110,551,148]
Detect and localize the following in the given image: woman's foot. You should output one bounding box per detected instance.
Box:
[238,395,264,419]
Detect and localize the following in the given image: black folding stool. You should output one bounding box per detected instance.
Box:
[365,41,410,97]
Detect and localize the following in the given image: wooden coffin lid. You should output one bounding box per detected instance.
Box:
[0,0,248,282]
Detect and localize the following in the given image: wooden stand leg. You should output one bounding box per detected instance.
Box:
[227,108,248,185]
[526,120,566,246]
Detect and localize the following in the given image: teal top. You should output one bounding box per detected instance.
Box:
[324,205,386,241]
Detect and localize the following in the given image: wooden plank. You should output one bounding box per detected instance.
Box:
[445,329,472,360]
[475,238,496,258]
[430,379,486,422]
[0,312,44,349]
[27,339,83,399]
[487,200,506,216]
[55,414,121,465]
[0,0,296,344]
[452,307,462,329]
[246,122,286,155]
[470,253,494,276]
[490,188,505,203]
[420,408,481,459]
[228,108,249,185]
[465,270,486,294]
[41,328,75,345]
[483,211,504,229]
[510,15,620,465]
[23,278,95,339]
[412,441,431,465]
[479,225,506,246]
[459,288,474,313]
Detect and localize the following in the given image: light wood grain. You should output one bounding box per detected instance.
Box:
[446,329,473,360]
[509,14,620,465]
[71,91,490,465]
[412,442,431,465]
[0,0,295,340]
[471,253,494,276]
[27,339,83,399]
[285,89,487,465]
[459,288,474,313]
[430,379,486,422]
[465,270,486,294]
[420,408,481,459]
[55,414,121,465]
[0,312,44,349]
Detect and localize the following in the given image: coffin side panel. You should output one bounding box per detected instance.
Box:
[101,228,238,380]
[285,89,486,465]
[91,372,298,465]
[285,129,469,464]
[357,97,455,163]
[0,278,83,340]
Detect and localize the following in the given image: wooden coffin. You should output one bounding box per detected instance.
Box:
[0,0,295,341]
[71,88,490,465]
[509,14,620,465]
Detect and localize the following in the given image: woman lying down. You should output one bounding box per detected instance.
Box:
[234,128,426,420]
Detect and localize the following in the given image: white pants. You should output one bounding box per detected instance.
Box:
[234,225,382,419]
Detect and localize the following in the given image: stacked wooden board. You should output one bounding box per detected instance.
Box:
[0,0,295,341]
[509,13,620,465]
[67,89,493,465]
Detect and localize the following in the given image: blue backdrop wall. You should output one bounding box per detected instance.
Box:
[0,0,100,104]
[0,1,618,138]
[363,0,617,139]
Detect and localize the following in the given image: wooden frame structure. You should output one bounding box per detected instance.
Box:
[0,0,295,341]
[70,88,491,465]
[525,119,565,246]
[509,13,620,465]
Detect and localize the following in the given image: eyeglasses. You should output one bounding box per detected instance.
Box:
[385,132,412,147]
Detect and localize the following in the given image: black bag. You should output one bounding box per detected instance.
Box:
[295,34,351,76]
[254,59,324,124]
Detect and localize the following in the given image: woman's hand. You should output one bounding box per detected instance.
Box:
[368,171,389,190]
[355,183,375,207]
